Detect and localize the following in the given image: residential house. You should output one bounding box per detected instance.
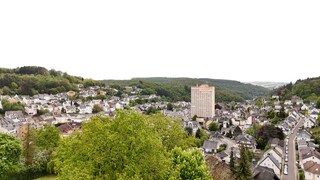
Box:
[54,114,69,124]
[297,130,312,141]
[184,121,200,134]
[25,106,38,116]
[304,118,316,129]
[253,166,280,180]
[42,104,54,112]
[301,104,309,111]
[115,103,123,109]
[308,142,320,149]
[256,153,281,178]
[284,100,292,106]
[303,161,320,180]
[310,111,319,120]
[235,134,257,151]
[274,105,282,111]
[209,131,224,141]
[298,139,309,150]
[301,149,320,168]
[5,111,24,119]
[268,138,284,154]
[243,116,254,130]
[215,151,229,162]
[203,140,223,153]
[311,108,320,114]
[65,106,77,114]
[292,95,303,104]
[78,104,93,114]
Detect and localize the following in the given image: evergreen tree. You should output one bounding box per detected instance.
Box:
[317,97,320,109]
[167,103,173,111]
[192,115,198,121]
[230,149,236,175]
[195,129,201,139]
[235,146,252,180]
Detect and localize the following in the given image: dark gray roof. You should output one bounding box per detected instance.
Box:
[297,129,312,137]
[235,134,256,145]
[210,131,223,139]
[253,166,279,180]
[302,149,320,160]
[216,151,228,159]
[203,140,219,150]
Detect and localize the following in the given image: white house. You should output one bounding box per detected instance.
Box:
[115,103,123,109]
[24,106,37,116]
[78,105,93,114]
[304,118,316,129]
[265,147,282,165]
[301,104,309,111]
[203,140,223,153]
[256,153,281,178]
[184,121,200,134]
[310,111,319,120]
[65,106,77,114]
[303,161,320,180]
[284,100,292,106]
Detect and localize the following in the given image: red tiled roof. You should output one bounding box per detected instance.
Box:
[304,161,320,175]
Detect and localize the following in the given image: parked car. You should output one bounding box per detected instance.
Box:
[285,154,288,162]
[284,164,288,175]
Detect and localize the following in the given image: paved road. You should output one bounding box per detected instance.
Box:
[222,137,235,155]
[283,117,304,180]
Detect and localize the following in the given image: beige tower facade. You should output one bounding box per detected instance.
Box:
[191,84,215,118]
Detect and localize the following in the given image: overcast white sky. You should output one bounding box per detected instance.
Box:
[1,1,319,83]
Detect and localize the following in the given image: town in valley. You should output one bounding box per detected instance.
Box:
[1,73,320,180]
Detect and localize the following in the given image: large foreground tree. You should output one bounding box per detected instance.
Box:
[0,133,22,179]
[171,147,211,180]
[54,110,205,179]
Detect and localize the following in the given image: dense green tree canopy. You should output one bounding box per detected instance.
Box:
[273,77,320,101]
[35,125,60,151]
[255,124,284,149]
[209,122,219,131]
[0,66,101,96]
[171,147,211,180]
[0,99,24,114]
[102,77,270,102]
[92,104,103,113]
[54,110,205,179]
[53,111,206,179]
[0,133,22,178]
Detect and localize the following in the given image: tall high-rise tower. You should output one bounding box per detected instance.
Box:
[191,84,215,118]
